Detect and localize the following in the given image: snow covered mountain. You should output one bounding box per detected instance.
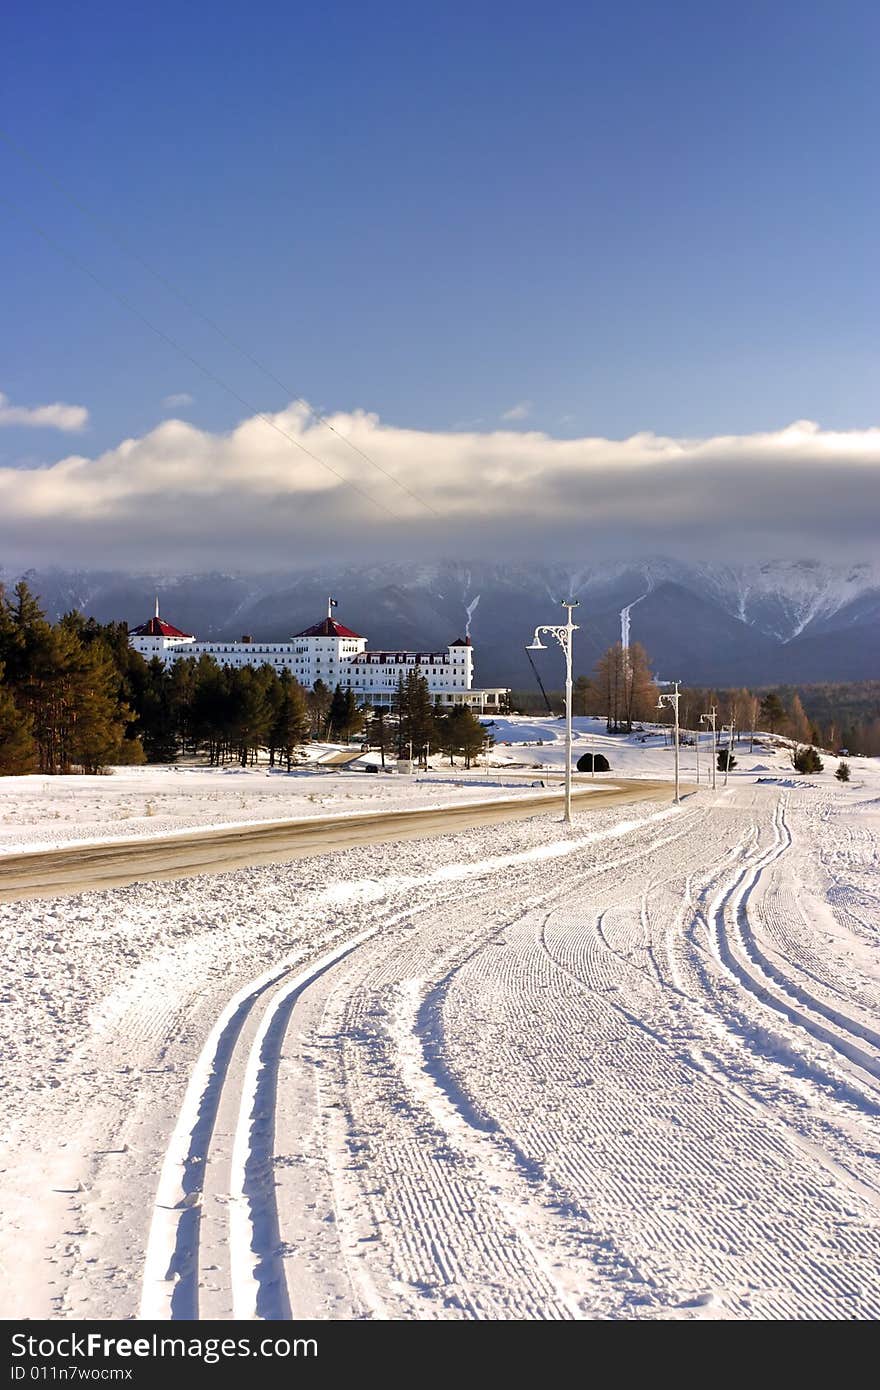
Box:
[3,558,878,688]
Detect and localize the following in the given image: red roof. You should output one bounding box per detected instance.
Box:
[293,617,364,639]
[130,616,194,639]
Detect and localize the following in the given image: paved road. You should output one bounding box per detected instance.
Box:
[0,779,675,902]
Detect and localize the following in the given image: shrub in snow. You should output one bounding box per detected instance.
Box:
[717,749,737,772]
[835,761,851,782]
[792,745,824,774]
[577,752,610,772]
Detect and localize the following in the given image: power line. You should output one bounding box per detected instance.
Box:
[0,127,441,518]
[1,193,408,522]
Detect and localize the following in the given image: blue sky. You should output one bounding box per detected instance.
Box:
[1,1,879,567]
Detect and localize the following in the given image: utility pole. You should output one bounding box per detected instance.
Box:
[527,600,580,824]
[701,706,717,791]
[657,681,682,805]
[722,720,735,787]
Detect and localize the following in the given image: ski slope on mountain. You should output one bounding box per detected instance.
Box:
[0,738,878,1320]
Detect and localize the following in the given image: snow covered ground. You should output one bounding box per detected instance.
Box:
[1,727,878,1320]
[0,761,547,855]
[486,713,847,780]
[0,717,825,856]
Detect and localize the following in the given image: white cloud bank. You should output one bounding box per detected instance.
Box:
[0,392,89,432]
[0,404,878,568]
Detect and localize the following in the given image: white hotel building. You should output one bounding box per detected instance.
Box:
[129,600,509,713]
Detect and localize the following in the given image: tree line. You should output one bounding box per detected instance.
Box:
[542,637,878,754]
[0,583,492,774]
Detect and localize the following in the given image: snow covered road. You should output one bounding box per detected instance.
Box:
[1,779,879,1319]
[0,779,668,902]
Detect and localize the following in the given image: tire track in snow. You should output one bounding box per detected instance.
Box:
[140,804,689,1317]
[261,806,700,1318]
[705,796,880,1097]
[139,932,375,1320]
[453,801,880,1316]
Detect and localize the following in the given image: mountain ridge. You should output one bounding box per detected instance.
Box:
[2,558,877,688]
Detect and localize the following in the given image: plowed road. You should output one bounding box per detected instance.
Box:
[0,779,676,902]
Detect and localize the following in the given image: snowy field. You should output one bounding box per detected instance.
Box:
[0,717,820,855]
[0,761,546,855]
[1,723,878,1319]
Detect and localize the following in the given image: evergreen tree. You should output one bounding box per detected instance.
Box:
[792,745,823,774]
[0,664,37,774]
[342,689,365,741]
[191,655,230,764]
[392,674,409,756]
[435,705,488,768]
[573,675,594,717]
[405,672,437,767]
[308,679,332,739]
[760,691,786,736]
[327,684,348,739]
[459,706,489,768]
[139,658,178,763]
[272,670,310,771]
[367,704,391,769]
[255,664,283,765]
[228,666,273,765]
[60,626,133,773]
[168,657,198,754]
[835,760,851,782]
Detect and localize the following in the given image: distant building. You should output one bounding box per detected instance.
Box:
[129,598,508,712]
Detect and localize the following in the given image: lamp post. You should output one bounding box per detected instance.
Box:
[721,720,735,787]
[527,600,580,824]
[657,680,682,805]
[700,706,717,791]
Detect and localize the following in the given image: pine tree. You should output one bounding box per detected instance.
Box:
[367,704,391,769]
[139,658,178,763]
[228,666,273,765]
[63,633,133,774]
[272,671,310,771]
[190,655,228,764]
[458,706,489,768]
[0,664,37,774]
[435,705,488,767]
[405,672,437,767]
[168,657,198,754]
[255,664,283,765]
[573,675,595,717]
[392,674,409,756]
[308,679,332,739]
[792,745,823,774]
[760,691,786,736]
[327,684,348,740]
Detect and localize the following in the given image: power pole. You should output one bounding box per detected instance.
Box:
[657,681,682,805]
[724,719,735,787]
[701,706,717,791]
[527,600,580,823]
